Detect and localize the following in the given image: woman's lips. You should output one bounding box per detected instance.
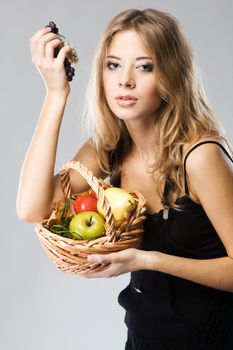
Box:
[115,96,138,107]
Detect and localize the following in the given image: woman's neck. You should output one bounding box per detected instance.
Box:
[124,118,159,163]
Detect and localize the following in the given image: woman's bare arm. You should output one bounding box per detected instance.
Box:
[17,92,69,222]
[16,27,105,222]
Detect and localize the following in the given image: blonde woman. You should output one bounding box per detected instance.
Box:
[17,9,233,349]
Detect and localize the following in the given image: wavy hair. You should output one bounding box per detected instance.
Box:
[82,8,224,209]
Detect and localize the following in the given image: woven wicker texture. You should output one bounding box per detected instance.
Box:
[35,161,147,274]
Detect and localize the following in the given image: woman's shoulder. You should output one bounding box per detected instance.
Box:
[181,136,233,203]
[72,138,109,177]
[182,137,233,167]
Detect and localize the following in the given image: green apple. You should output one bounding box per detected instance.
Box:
[97,187,136,223]
[69,211,105,240]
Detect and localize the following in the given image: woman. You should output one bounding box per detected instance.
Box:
[17,8,233,349]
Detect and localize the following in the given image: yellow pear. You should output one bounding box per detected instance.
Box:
[97,187,136,223]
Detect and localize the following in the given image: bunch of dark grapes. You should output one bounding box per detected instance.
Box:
[64,59,75,81]
[45,21,75,82]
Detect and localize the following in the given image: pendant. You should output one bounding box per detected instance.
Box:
[163,207,169,220]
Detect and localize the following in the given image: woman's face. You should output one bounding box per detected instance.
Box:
[103,30,162,123]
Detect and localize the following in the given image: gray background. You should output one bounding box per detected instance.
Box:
[1,0,232,349]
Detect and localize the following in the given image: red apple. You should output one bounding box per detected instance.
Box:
[69,211,105,240]
[73,191,98,213]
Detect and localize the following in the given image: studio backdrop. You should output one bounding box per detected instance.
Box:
[0,1,232,349]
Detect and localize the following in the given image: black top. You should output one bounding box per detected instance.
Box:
[109,141,233,347]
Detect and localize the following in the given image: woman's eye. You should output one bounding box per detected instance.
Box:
[138,63,154,72]
[106,61,120,70]
[105,61,153,72]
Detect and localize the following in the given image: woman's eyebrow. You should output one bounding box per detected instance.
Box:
[106,55,153,61]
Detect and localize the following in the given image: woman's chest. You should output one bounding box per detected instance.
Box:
[120,159,164,214]
[142,202,226,259]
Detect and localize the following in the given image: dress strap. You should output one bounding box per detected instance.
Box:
[183,140,233,195]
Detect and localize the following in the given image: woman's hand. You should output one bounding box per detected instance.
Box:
[79,248,146,278]
[30,26,75,95]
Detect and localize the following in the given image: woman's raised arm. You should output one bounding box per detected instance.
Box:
[16,27,104,222]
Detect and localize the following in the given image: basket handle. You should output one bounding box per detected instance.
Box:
[59,161,117,240]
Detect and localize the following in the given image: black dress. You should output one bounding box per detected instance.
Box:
[111,141,233,350]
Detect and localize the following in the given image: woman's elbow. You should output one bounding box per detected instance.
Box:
[16,202,51,223]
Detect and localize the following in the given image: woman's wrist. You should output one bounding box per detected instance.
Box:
[137,249,162,271]
[46,88,70,101]
[44,90,70,112]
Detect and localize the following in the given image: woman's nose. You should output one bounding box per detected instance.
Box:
[118,70,136,88]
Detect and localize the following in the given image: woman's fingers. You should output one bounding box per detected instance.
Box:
[30,27,52,63]
[31,26,52,42]
[56,45,76,66]
[45,38,63,60]
[30,27,60,63]
[78,264,112,278]
[34,33,61,65]
[87,253,113,265]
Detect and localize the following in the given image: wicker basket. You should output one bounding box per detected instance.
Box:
[35,160,147,274]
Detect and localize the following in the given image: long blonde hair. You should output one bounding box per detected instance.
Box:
[83,8,223,208]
